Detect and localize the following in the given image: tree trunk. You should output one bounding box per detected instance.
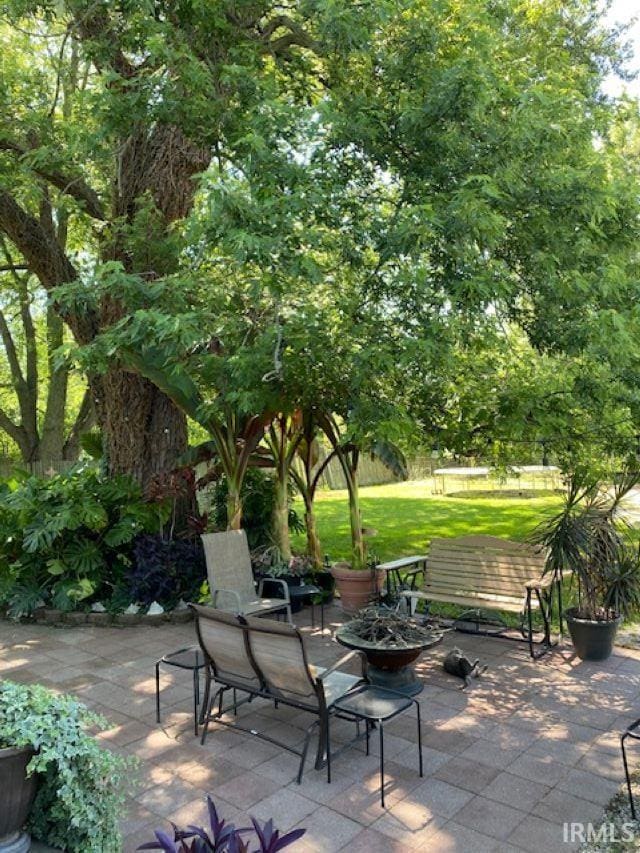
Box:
[347,474,365,568]
[99,369,187,486]
[273,473,292,561]
[304,501,322,568]
[38,307,68,461]
[226,486,243,531]
[95,124,208,492]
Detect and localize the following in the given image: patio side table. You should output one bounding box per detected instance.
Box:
[155,647,207,737]
[288,583,325,631]
[328,684,423,807]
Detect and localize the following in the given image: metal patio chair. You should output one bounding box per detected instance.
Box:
[243,614,367,774]
[201,530,292,622]
[191,604,366,783]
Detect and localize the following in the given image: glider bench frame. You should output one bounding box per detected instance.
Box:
[402,535,559,659]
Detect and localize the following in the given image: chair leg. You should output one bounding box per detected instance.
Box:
[622,733,636,820]
[526,590,535,658]
[326,714,331,784]
[192,666,199,737]
[365,720,370,756]
[155,660,161,724]
[297,721,318,784]
[286,603,293,624]
[416,701,423,777]
[199,669,212,726]
[379,721,385,808]
[200,687,222,746]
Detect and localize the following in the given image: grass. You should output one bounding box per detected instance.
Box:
[292,479,562,562]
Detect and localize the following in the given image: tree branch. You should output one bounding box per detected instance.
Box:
[0,138,106,220]
[259,14,319,54]
[0,190,96,343]
[0,306,25,389]
[0,403,26,450]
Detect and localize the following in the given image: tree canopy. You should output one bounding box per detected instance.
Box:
[0,0,639,497]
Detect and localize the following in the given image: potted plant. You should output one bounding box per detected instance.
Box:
[331,550,386,614]
[0,681,134,852]
[252,548,318,612]
[532,470,640,661]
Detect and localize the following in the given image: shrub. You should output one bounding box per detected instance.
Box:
[0,465,167,617]
[0,681,134,852]
[128,534,206,608]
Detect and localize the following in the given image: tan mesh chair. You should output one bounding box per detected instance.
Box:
[191,605,366,783]
[191,604,262,732]
[243,614,366,779]
[201,530,292,622]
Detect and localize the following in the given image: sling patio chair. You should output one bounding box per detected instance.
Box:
[191,604,367,783]
[201,529,292,622]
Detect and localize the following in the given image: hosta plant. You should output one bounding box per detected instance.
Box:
[0,681,135,852]
[139,796,305,852]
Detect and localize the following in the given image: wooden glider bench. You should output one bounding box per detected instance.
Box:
[401,535,559,659]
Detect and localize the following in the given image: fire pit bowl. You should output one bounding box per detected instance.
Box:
[335,609,443,696]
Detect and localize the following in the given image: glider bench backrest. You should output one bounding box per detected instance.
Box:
[422,534,549,612]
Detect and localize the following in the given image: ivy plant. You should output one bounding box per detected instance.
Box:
[0,681,135,852]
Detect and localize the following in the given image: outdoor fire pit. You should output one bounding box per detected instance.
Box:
[334,608,443,695]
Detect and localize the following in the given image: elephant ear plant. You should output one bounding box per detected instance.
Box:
[0,681,135,852]
[531,468,640,659]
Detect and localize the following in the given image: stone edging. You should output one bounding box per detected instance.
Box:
[27,608,194,627]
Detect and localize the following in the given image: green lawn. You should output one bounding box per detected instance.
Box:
[292,479,562,562]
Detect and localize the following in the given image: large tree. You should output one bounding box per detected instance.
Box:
[2,0,638,499]
[0,0,361,484]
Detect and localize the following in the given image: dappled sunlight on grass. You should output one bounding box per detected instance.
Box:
[293,480,562,562]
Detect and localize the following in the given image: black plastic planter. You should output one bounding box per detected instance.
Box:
[565,607,621,661]
[0,745,38,852]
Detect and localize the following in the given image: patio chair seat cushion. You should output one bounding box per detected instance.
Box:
[241,598,287,615]
[314,667,362,707]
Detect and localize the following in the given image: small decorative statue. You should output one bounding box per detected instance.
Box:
[443,647,488,689]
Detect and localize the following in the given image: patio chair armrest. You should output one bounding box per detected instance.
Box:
[212,588,243,612]
[317,649,367,681]
[258,577,291,603]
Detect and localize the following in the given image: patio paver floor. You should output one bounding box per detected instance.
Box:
[2,606,640,852]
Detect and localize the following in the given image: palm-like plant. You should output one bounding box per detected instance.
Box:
[531,468,640,620]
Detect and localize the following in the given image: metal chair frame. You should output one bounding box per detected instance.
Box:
[155,647,207,737]
[191,605,367,783]
[328,684,423,807]
[622,717,640,819]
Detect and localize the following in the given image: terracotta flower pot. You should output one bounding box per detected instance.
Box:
[331,562,385,613]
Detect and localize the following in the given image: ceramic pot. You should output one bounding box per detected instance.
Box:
[331,562,385,613]
[565,607,621,661]
[0,745,38,852]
